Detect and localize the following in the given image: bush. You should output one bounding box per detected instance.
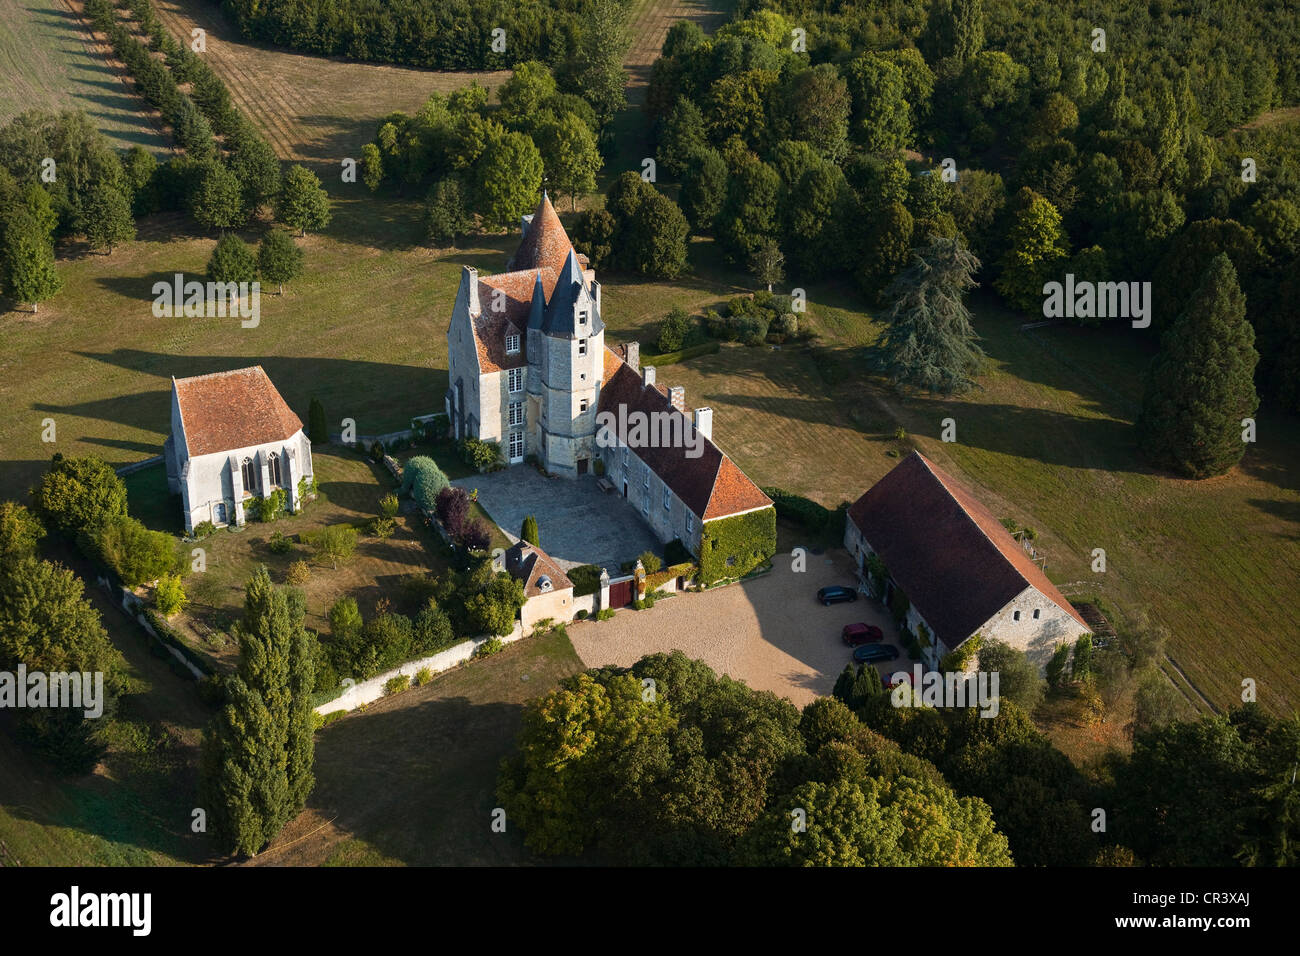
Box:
[369,516,397,538]
[762,487,832,534]
[384,674,411,696]
[460,518,491,552]
[657,307,692,353]
[595,608,615,621]
[575,608,589,620]
[459,436,502,472]
[32,455,128,539]
[414,667,434,686]
[268,530,293,554]
[86,514,177,586]
[412,601,455,655]
[474,636,504,658]
[257,488,287,522]
[401,456,450,513]
[154,572,186,616]
[378,493,399,518]
[368,440,385,461]
[568,564,602,597]
[435,486,471,538]
[286,559,311,585]
[637,550,662,573]
[302,524,358,568]
[192,520,216,539]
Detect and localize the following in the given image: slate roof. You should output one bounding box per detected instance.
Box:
[172,366,302,457]
[598,347,771,521]
[504,541,574,597]
[846,452,1092,648]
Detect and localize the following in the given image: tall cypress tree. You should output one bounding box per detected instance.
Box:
[878,235,985,394]
[952,0,985,65]
[308,396,328,445]
[1137,254,1259,478]
[200,567,315,855]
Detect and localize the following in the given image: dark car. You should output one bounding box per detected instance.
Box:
[853,643,901,663]
[841,622,884,646]
[817,585,858,606]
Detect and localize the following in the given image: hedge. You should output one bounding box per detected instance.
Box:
[568,564,603,597]
[698,506,776,585]
[761,486,833,533]
[645,561,696,592]
[639,341,720,367]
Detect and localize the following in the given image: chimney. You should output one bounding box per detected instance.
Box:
[463,265,480,316]
[669,385,685,412]
[624,341,639,371]
[643,365,656,388]
[693,407,713,441]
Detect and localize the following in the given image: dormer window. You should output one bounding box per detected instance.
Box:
[506,333,520,355]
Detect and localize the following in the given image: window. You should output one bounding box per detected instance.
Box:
[643,465,650,488]
[578,338,588,356]
[622,445,629,463]
[642,494,649,515]
[240,457,255,493]
[508,402,524,426]
[578,310,587,326]
[579,399,589,413]
[1033,608,1041,620]
[1013,610,1021,622]
[505,333,520,354]
[509,432,524,461]
[686,514,694,535]
[508,367,523,392]
[663,484,671,511]
[267,452,282,488]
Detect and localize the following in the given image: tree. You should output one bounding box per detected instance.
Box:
[623,190,689,279]
[226,123,280,211]
[656,307,692,353]
[561,0,629,127]
[190,162,245,232]
[424,177,472,244]
[657,99,708,176]
[359,142,384,192]
[950,0,985,65]
[466,573,525,636]
[329,595,363,646]
[778,65,851,162]
[846,54,911,153]
[207,234,257,284]
[1137,254,1259,478]
[749,240,784,293]
[0,501,44,565]
[569,207,616,270]
[538,112,601,210]
[471,128,543,230]
[857,200,914,291]
[498,61,558,125]
[832,663,857,705]
[435,486,472,539]
[401,456,450,511]
[308,397,328,445]
[715,155,780,266]
[520,515,539,547]
[878,235,984,394]
[276,164,331,236]
[257,228,303,294]
[80,183,135,254]
[1045,643,1071,690]
[996,189,1068,313]
[679,147,727,233]
[32,455,127,538]
[88,515,176,586]
[2,211,61,312]
[200,567,315,855]
[155,571,186,616]
[849,663,884,710]
[1070,634,1093,681]
[978,640,1045,713]
[304,524,358,569]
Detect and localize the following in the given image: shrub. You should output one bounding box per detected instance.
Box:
[435,486,471,538]
[637,550,662,573]
[595,608,616,621]
[412,601,455,655]
[402,456,450,513]
[268,530,293,554]
[154,572,186,616]
[303,524,358,568]
[378,493,399,518]
[286,559,311,585]
[656,306,692,353]
[575,609,589,620]
[568,564,602,597]
[459,436,502,472]
[369,516,397,538]
[414,667,434,686]
[87,514,177,586]
[192,520,216,539]
[520,515,539,547]
[460,518,491,552]
[384,674,411,696]
[474,636,504,658]
[297,475,318,502]
[258,488,287,522]
[368,440,385,461]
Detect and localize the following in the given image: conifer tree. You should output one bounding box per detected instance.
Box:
[521,515,540,548]
[1137,254,1259,478]
[878,235,984,394]
[832,663,857,705]
[257,228,304,294]
[81,183,136,254]
[2,210,61,312]
[308,397,328,445]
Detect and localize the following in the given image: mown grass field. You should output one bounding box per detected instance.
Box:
[0,0,171,152]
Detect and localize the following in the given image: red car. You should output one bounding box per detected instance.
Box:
[841,623,884,646]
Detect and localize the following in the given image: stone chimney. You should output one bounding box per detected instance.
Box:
[623,341,640,371]
[693,407,713,441]
[463,265,480,316]
[643,365,656,388]
[669,385,686,412]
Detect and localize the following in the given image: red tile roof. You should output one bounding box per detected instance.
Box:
[504,541,574,597]
[173,366,302,457]
[473,268,557,373]
[508,192,577,276]
[598,347,771,520]
[846,452,1091,648]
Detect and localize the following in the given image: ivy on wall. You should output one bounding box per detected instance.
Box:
[698,507,776,584]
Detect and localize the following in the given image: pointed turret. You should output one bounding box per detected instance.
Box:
[527,270,546,331]
[509,192,574,276]
[542,248,604,338]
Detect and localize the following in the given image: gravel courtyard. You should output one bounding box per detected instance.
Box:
[567,549,903,707]
[451,468,663,573]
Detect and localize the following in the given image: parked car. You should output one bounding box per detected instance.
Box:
[817,585,858,606]
[853,643,901,663]
[841,622,884,646]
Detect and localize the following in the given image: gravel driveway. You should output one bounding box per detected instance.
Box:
[567,550,902,707]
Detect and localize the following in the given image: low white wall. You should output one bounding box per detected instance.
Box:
[315,619,525,716]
